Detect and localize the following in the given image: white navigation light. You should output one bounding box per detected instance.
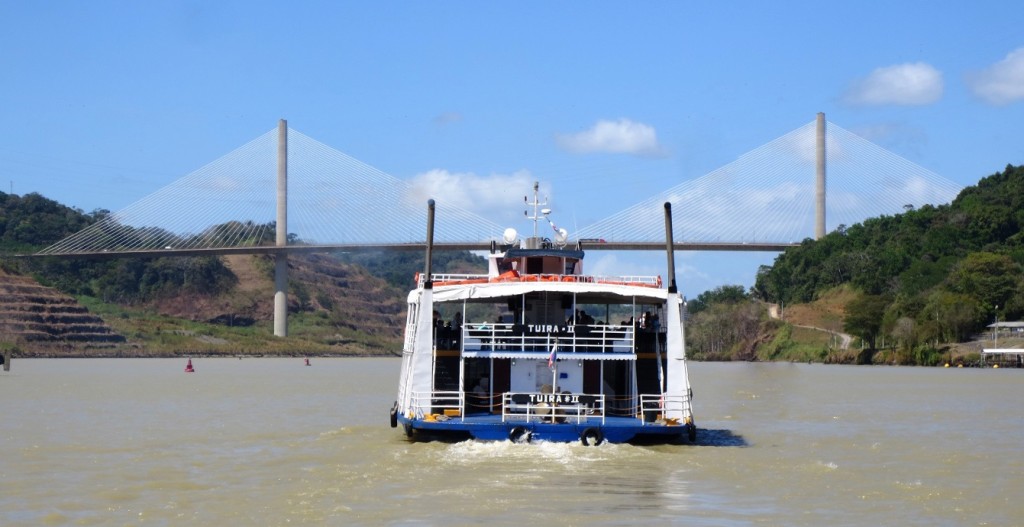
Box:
[541,208,552,216]
[555,228,569,245]
[502,227,518,245]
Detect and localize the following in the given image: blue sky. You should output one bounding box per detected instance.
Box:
[2,2,1023,297]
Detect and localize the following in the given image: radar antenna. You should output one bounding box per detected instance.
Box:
[523,181,547,239]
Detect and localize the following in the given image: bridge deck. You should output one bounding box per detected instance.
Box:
[11,241,799,259]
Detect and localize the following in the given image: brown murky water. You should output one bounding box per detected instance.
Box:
[1,358,1020,526]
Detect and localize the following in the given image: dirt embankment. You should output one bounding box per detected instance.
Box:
[769,287,855,349]
[1,253,409,357]
[0,270,125,350]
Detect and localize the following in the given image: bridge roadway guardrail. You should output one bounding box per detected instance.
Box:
[14,241,799,260]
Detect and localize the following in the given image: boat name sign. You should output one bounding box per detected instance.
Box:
[527,324,574,334]
[519,393,599,405]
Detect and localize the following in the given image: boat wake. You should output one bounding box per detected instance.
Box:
[437,438,643,466]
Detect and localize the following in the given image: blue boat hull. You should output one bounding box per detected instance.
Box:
[395,413,692,445]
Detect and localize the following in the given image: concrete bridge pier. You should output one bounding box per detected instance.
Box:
[274,119,288,337]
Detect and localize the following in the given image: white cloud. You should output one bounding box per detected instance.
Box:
[433,111,463,125]
[844,62,943,106]
[586,252,669,280]
[848,122,928,158]
[406,168,536,222]
[556,119,667,157]
[967,47,1024,105]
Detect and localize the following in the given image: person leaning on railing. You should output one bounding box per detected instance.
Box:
[469,377,490,414]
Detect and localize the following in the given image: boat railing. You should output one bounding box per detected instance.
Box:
[462,323,634,355]
[420,272,661,288]
[638,393,692,425]
[419,273,488,287]
[409,390,465,420]
[588,275,662,288]
[501,392,605,425]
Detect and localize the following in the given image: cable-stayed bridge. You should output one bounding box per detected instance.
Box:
[32,114,962,258]
[23,115,964,336]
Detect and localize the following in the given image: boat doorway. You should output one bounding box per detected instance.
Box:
[599,360,632,417]
[464,357,510,414]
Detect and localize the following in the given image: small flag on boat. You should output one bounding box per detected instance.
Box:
[548,340,558,369]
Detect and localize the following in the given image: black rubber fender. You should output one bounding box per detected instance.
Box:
[509,426,532,443]
[389,402,398,428]
[580,427,604,446]
[687,422,697,443]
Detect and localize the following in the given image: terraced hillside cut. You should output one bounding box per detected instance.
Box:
[0,270,125,349]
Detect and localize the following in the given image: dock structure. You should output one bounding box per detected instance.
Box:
[981,349,1024,368]
[982,321,1024,367]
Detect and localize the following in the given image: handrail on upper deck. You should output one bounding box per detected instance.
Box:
[461,322,635,354]
[418,271,662,288]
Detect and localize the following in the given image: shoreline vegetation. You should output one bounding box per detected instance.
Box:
[1,282,1018,365]
[5,289,1018,365]
[3,165,1024,366]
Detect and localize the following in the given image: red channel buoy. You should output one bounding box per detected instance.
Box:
[304,358,311,366]
[185,358,195,373]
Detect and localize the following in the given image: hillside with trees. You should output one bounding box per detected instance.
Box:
[0,191,486,356]
[752,164,1024,364]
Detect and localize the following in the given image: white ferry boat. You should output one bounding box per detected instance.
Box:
[391,185,696,445]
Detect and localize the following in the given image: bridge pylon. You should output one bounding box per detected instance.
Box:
[274,119,288,337]
[815,112,826,240]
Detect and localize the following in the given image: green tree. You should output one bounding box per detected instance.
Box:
[921,291,983,343]
[688,284,748,314]
[843,294,888,350]
[947,252,1019,311]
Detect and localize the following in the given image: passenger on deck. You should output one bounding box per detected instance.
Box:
[440,321,453,348]
[473,377,489,396]
[451,312,463,348]
[471,377,490,413]
[572,309,595,325]
[432,310,442,347]
[640,311,653,331]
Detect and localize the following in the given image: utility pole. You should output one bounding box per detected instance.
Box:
[994,306,998,348]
